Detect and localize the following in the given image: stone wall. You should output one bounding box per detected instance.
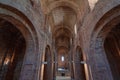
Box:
[77,0,120,80]
[0,0,120,80]
[0,0,52,80]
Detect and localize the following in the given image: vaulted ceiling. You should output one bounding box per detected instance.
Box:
[40,0,86,60]
[40,0,84,34]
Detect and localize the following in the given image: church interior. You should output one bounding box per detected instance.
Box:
[0,0,120,80]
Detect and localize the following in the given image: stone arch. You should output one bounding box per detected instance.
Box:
[48,6,77,37]
[90,5,120,80]
[91,5,120,40]
[73,46,86,80]
[104,27,120,80]
[0,3,39,80]
[45,0,80,17]
[0,18,26,80]
[54,27,73,39]
[42,45,53,80]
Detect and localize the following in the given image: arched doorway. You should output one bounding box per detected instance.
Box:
[94,21,120,80]
[90,5,120,80]
[104,24,120,80]
[0,3,43,80]
[0,18,26,80]
[74,46,86,80]
[54,28,72,80]
[42,45,53,80]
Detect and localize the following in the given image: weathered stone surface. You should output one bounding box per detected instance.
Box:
[0,0,120,80]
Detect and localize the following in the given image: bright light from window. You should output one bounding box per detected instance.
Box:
[61,56,64,62]
[88,0,99,11]
[4,58,10,65]
[74,24,77,35]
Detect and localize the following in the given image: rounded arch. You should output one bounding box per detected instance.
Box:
[91,5,120,42]
[45,0,80,17]
[41,45,53,80]
[53,27,73,39]
[0,3,39,51]
[0,18,26,80]
[0,3,39,80]
[93,17,120,80]
[0,3,37,34]
[103,24,120,80]
[73,46,86,80]
[89,5,120,80]
[48,6,77,32]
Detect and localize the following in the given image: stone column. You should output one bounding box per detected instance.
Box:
[90,37,113,80]
[19,38,36,80]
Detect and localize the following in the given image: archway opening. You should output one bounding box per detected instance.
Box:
[54,28,71,79]
[43,46,53,80]
[74,46,86,80]
[89,4,120,79]
[57,47,69,76]
[0,18,26,80]
[104,24,120,80]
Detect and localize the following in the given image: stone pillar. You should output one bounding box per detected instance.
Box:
[74,47,86,80]
[70,51,74,80]
[19,38,36,80]
[90,37,113,80]
[53,51,57,80]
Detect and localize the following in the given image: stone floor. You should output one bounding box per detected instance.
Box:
[56,76,71,80]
